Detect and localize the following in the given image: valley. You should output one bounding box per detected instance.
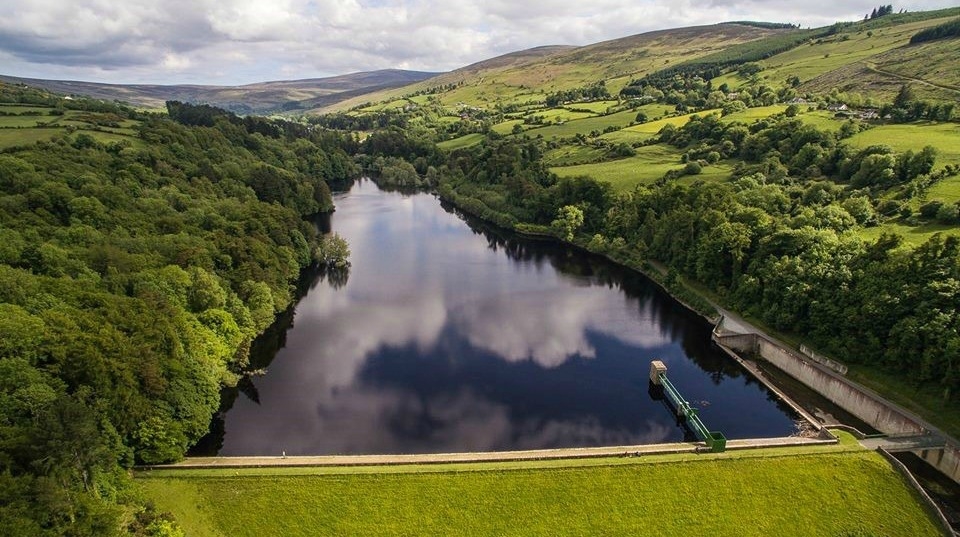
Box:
[1,4,960,536]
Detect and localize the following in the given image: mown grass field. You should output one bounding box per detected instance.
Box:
[437,133,485,151]
[551,144,732,190]
[602,109,722,145]
[138,443,944,537]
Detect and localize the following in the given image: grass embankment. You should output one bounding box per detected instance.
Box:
[138,436,944,537]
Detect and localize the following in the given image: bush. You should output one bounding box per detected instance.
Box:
[919,200,944,218]
[936,203,960,224]
[684,161,703,175]
[315,233,351,268]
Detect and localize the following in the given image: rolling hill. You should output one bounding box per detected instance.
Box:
[327,22,792,113]
[0,69,440,114]
[335,8,959,115]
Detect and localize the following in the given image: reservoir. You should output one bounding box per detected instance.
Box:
[202,180,802,456]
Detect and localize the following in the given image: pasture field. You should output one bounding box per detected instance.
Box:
[531,107,596,123]
[860,220,960,247]
[0,104,57,114]
[551,144,732,190]
[521,108,643,139]
[490,119,524,135]
[0,103,143,149]
[720,105,788,123]
[796,110,845,131]
[845,122,960,172]
[565,100,619,114]
[137,444,943,537]
[0,114,51,128]
[927,177,960,205]
[437,133,485,151]
[542,145,607,167]
[755,16,958,88]
[0,127,65,149]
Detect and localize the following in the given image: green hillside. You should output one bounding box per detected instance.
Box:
[327,23,788,112]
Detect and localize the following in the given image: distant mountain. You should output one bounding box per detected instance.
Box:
[0,69,440,114]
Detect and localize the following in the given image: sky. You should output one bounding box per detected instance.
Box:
[0,0,955,86]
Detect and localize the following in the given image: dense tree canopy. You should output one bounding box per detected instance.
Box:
[0,89,356,535]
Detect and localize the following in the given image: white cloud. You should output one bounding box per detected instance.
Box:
[0,1,954,84]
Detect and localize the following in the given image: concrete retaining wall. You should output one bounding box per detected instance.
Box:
[799,344,849,375]
[916,447,960,488]
[877,448,957,536]
[754,336,927,436]
[713,329,960,484]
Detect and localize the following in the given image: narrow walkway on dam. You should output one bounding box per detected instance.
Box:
[140,437,837,470]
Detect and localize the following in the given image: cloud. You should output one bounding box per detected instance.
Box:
[0,0,955,83]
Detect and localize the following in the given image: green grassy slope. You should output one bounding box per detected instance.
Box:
[138,449,944,537]
[327,23,785,112]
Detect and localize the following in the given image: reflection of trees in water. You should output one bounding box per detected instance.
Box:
[190,260,326,455]
[322,265,350,290]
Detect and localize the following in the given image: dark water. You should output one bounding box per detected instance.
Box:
[200,180,801,456]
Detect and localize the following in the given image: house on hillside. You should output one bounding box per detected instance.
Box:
[827,103,849,112]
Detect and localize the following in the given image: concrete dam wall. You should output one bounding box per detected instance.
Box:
[713,326,960,483]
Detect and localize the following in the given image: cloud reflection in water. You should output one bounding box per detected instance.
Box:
[214,181,797,456]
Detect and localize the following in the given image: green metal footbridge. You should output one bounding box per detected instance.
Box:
[650,361,726,452]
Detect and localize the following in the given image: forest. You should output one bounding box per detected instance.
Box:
[0,89,356,535]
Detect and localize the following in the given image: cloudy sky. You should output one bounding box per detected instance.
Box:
[0,0,954,85]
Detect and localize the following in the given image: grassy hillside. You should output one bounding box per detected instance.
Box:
[327,23,786,113]
[720,14,958,94]
[138,440,945,537]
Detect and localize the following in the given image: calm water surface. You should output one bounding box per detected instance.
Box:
[204,180,800,456]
